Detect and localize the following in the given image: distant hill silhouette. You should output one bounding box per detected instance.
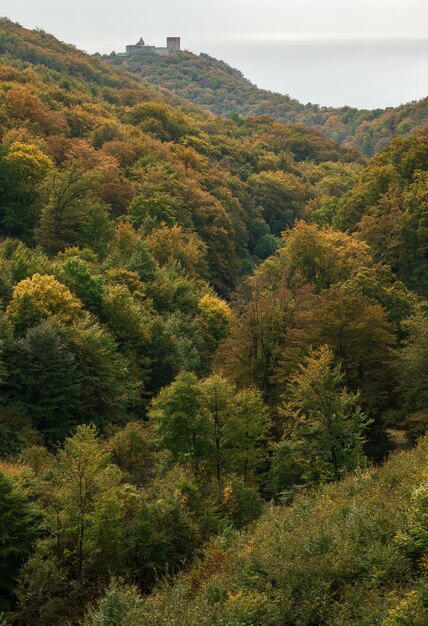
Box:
[103,49,428,156]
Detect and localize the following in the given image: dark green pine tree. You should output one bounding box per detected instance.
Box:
[0,472,40,612]
[5,320,82,440]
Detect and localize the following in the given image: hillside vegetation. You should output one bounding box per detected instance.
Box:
[105,50,428,156]
[88,436,428,625]
[0,17,427,625]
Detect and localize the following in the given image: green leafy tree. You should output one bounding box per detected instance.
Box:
[60,257,104,315]
[42,425,139,582]
[218,280,297,401]
[253,232,281,259]
[399,309,428,439]
[101,283,152,352]
[149,371,209,469]
[36,166,109,254]
[0,141,52,240]
[0,240,50,285]
[280,220,372,293]
[108,421,155,485]
[199,375,236,485]
[15,554,73,626]
[341,132,428,297]
[126,467,201,588]
[127,192,176,229]
[106,222,157,283]
[248,170,308,235]
[399,171,428,296]
[271,345,368,493]
[221,476,264,527]
[281,289,397,455]
[222,387,272,484]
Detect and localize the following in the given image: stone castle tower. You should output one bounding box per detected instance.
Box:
[166,37,181,53]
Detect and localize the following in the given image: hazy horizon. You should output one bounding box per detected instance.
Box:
[1,0,427,108]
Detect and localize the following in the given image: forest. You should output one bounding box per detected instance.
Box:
[104,50,428,156]
[0,17,427,625]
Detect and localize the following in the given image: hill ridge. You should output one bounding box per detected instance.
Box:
[103,48,428,155]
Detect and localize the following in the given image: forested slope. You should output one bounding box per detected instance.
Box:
[105,50,428,156]
[0,17,427,626]
[0,18,362,292]
[87,436,428,625]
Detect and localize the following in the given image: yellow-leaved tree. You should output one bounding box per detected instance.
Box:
[7,273,83,333]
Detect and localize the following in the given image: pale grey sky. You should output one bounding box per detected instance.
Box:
[2,0,428,108]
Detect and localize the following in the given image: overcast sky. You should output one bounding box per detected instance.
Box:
[2,0,428,108]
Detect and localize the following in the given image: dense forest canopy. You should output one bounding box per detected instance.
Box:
[0,17,427,625]
[104,50,428,156]
[94,436,428,625]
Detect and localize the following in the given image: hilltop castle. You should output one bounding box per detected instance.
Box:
[126,36,181,56]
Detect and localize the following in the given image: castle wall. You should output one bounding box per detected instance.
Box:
[126,37,180,56]
[126,44,156,54]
